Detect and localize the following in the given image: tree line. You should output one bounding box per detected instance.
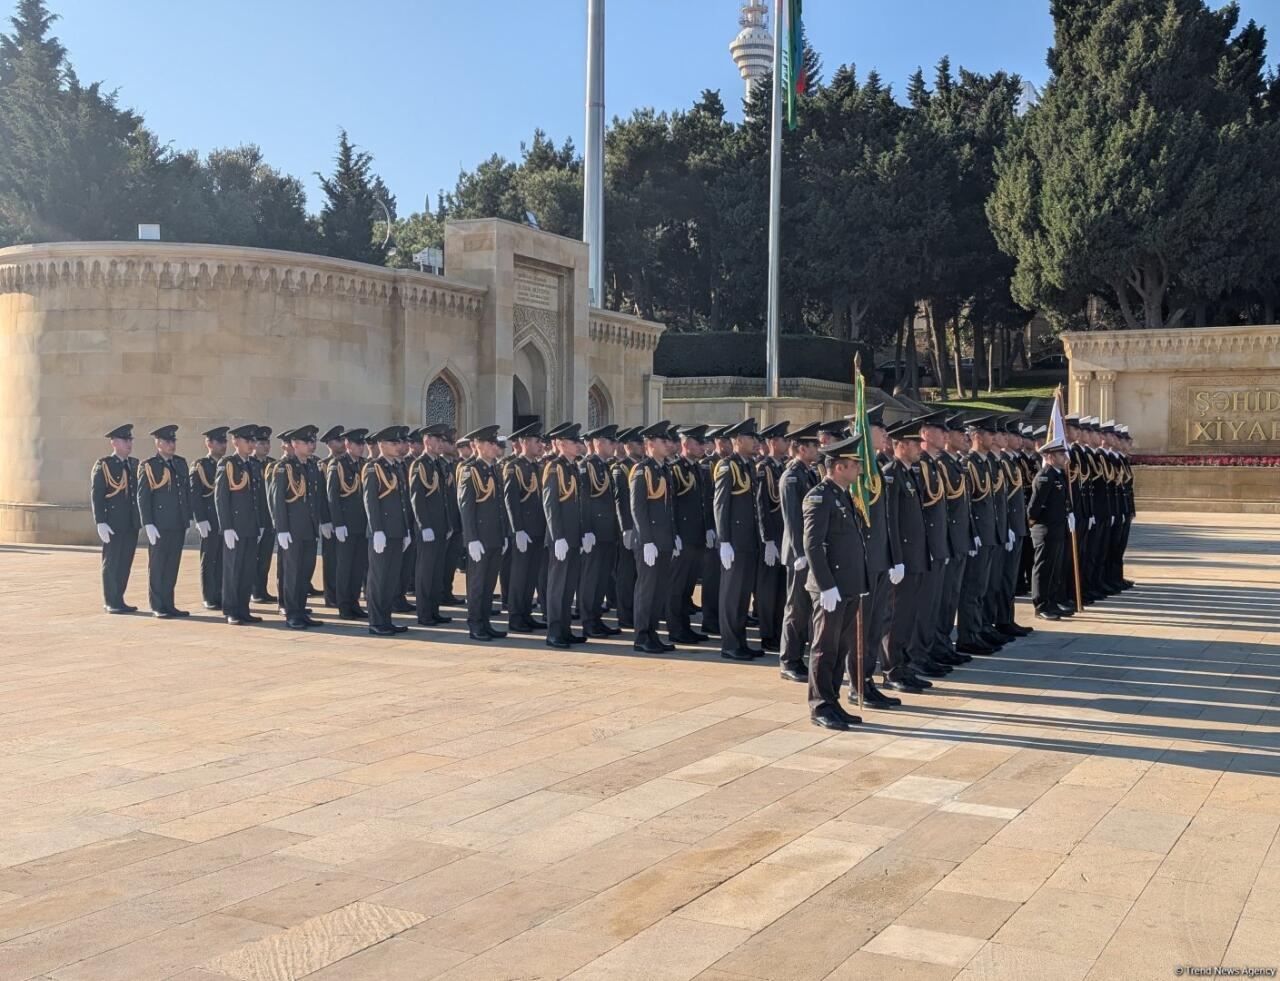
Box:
[2,0,1278,397]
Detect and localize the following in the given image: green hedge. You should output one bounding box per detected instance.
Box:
[654,332,873,384]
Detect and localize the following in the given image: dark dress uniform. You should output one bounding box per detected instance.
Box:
[251,442,276,602]
[363,447,411,634]
[884,456,930,680]
[1058,439,1092,607]
[612,453,642,629]
[504,454,545,631]
[699,449,724,635]
[190,451,223,608]
[630,450,677,651]
[935,448,975,658]
[411,452,451,625]
[996,451,1029,629]
[440,455,463,604]
[580,451,620,636]
[459,445,508,639]
[913,452,950,665]
[137,442,192,616]
[268,450,322,627]
[543,451,585,646]
[779,456,818,674]
[327,444,369,619]
[861,451,902,686]
[981,449,1010,630]
[393,454,414,610]
[215,448,260,622]
[90,442,139,612]
[714,451,760,658]
[318,450,342,607]
[1028,456,1069,614]
[755,456,787,651]
[667,453,709,643]
[958,449,997,647]
[803,474,869,725]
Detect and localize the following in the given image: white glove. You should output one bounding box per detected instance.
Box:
[793,556,808,572]
[515,530,530,553]
[819,587,840,612]
[623,529,635,550]
[96,522,113,544]
[502,538,508,555]
[889,563,905,585]
[421,527,435,543]
[1067,514,1076,534]
[320,522,333,539]
[945,556,950,565]
[1089,516,1097,529]
[335,525,348,542]
[1110,516,1116,526]
[583,531,596,554]
[764,541,779,567]
[402,535,411,552]
[674,535,683,553]
[468,540,484,563]
[373,530,387,554]
[277,532,292,550]
[196,520,210,539]
[145,524,159,546]
[720,542,734,570]
[643,542,658,567]
[224,529,238,550]
[973,536,982,550]
[967,549,977,558]
[554,538,569,561]
[257,528,264,542]
[705,529,715,548]
[1006,530,1015,551]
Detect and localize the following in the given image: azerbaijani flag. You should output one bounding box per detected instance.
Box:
[784,0,805,130]
[852,352,877,517]
[1046,384,1067,446]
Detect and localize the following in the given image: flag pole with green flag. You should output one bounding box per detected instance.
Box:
[784,0,805,131]
[851,350,873,711]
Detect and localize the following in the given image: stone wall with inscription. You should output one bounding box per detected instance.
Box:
[1062,325,1280,510]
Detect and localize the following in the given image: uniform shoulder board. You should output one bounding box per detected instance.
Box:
[803,486,824,503]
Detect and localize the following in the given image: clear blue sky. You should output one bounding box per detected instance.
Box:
[43,0,1280,216]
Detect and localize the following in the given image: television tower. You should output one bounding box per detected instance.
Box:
[730,1,772,102]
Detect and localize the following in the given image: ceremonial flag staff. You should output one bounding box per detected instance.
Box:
[1048,384,1084,612]
[765,0,803,397]
[850,351,876,711]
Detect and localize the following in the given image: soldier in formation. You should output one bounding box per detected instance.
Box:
[89,406,1135,712]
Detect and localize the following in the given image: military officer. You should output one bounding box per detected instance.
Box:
[714,419,763,661]
[630,421,679,653]
[439,427,464,605]
[884,419,942,685]
[459,425,509,641]
[934,415,976,665]
[612,427,645,630]
[1058,414,1091,615]
[979,418,1011,645]
[409,423,452,627]
[503,422,546,632]
[326,427,369,620]
[190,426,227,609]
[667,424,711,645]
[269,429,295,608]
[994,420,1032,638]
[362,427,411,635]
[318,425,346,607]
[250,426,276,604]
[957,416,1001,653]
[755,421,790,653]
[269,425,325,629]
[137,424,192,618]
[216,424,262,625]
[581,424,623,638]
[1029,434,1072,619]
[542,423,588,648]
[90,423,140,613]
[779,422,820,681]
[803,434,870,731]
[914,412,955,675]
[698,425,727,636]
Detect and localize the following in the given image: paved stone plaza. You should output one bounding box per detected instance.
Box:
[0,513,1277,980]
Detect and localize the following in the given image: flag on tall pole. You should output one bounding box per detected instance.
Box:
[764,0,785,398]
[1052,384,1085,611]
[783,0,804,130]
[851,352,877,519]
[1046,383,1066,445]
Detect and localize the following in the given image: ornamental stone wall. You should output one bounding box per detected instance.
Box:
[0,219,664,544]
[1062,324,1280,511]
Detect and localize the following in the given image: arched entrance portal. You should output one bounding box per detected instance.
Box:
[513,342,548,428]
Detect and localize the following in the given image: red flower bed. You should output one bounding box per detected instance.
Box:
[1131,455,1280,467]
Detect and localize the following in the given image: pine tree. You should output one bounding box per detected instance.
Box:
[316,130,388,265]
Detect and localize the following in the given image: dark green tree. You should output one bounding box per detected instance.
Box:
[316,130,389,264]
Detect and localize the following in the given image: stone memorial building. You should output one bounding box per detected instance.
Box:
[0,219,665,544]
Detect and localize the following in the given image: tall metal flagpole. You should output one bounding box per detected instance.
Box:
[583,0,605,306]
[765,0,784,397]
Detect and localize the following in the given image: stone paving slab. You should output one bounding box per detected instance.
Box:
[0,512,1277,980]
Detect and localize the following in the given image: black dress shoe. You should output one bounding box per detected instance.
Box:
[431,614,451,624]
[780,666,809,682]
[169,609,190,617]
[811,710,851,731]
[204,601,221,610]
[761,640,780,654]
[743,646,765,659]
[862,682,901,706]
[527,617,548,628]
[303,616,323,627]
[286,618,309,629]
[340,611,365,621]
[468,629,493,641]
[486,627,507,639]
[978,633,1006,649]
[152,610,174,619]
[587,625,622,638]
[834,703,863,725]
[546,638,572,649]
[393,600,416,613]
[393,624,409,633]
[507,621,536,633]
[243,614,262,623]
[720,648,755,661]
[885,678,925,694]
[120,604,138,613]
[701,622,719,635]
[635,641,669,654]
[252,593,276,604]
[307,587,323,597]
[934,652,966,666]
[904,672,933,689]
[956,642,995,656]
[369,625,397,636]
[226,617,245,626]
[105,606,129,614]
[915,662,948,678]
[567,634,589,645]
[1035,609,1061,621]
